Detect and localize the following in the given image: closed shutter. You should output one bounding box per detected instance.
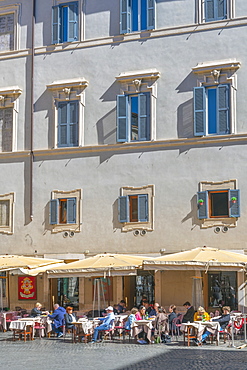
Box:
[68,2,78,42]
[58,102,68,147]
[0,200,10,226]
[120,0,130,34]
[138,93,150,141]
[67,198,76,223]
[50,199,58,224]
[197,191,208,219]
[229,189,240,218]
[205,0,215,21]
[217,84,230,134]
[217,0,226,19]
[117,95,128,142]
[147,0,155,30]
[118,196,129,222]
[69,101,78,146]
[194,87,206,136]
[52,6,61,44]
[138,194,148,222]
[0,108,13,152]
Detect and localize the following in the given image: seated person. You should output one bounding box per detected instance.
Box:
[46,303,66,338]
[135,305,146,320]
[117,300,126,314]
[199,306,231,344]
[194,306,210,322]
[92,306,115,343]
[64,306,77,329]
[113,304,119,315]
[148,303,160,317]
[142,300,153,316]
[168,304,177,333]
[30,302,43,317]
[182,301,195,323]
[153,307,169,339]
[124,307,138,330]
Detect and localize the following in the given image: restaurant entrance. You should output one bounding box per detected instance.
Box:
[208,271,237,310]
[57,277,79,310]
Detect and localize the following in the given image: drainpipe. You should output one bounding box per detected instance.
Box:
[30,0,36,221]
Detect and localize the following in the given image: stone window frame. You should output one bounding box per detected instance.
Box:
[192,59,241,135]
[196,0,235,24]
[199,179,238,229]
[0,86,22,152]
[115,69,160,142]
[120,184,154,232]
[0,3,20,53]
[47,78,88,148]
[50,188,82,233]
[0,192,14,234]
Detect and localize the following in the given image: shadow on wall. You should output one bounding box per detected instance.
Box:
[34,89,54,149]
[112,198,122,231]
[96,107,116,145]
[43,201,54,234]
[181,194,202,229]
[177,98,193,138]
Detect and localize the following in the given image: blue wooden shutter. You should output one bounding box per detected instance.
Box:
[120,0,130,34]
[197,191,208,219]
[138,195,148,222]
[118,196,129,222]
[229,189,240,218]
[69,101,78,146]
[217,84,230,134]
[52,6,61,44]
[50,199,58,224]
[68,2,78,41]
[138,93,150,141]
[58,102,68,147]
[194,87,206,136]
[147,0,155,30]
[217,0,227,20]
[67,198,76,223]
[205,0,215,21]
[117,95,128,142]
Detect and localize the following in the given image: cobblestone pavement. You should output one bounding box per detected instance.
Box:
[0,332,247,370]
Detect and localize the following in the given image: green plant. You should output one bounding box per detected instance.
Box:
[231,197,237,201]
[198,199,204,204]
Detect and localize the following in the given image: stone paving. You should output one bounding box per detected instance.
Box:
[0,331,247,370]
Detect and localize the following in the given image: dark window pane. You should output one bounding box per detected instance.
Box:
[129,195,138,222]
[210,192,228,217]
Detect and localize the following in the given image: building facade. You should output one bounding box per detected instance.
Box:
[1,0,247,311]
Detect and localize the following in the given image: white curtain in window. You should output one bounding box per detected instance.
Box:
[192,271,204,310]
[0,200,9,226]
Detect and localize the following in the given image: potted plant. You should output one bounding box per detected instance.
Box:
[231,197,237,204]
[198,199,204,206]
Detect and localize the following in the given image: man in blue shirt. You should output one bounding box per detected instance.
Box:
[47,303,66,338]
[92,306,115,343]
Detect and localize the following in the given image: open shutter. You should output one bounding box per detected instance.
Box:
[205,0,215,21]
[50,199,58,224]
[117,95,128,142]
[118,196,129,222]
[217,84,230,134]
[197,191,208,219]
[147,0,155,30]
[229,189,240,218]
[120,0,130,34]
[52,6,61,44]
[58,102,68,147]
[194,87,206,136]
[68,2,78,42]
[138,195,148,222]
[68,101,78,146]
[67,198,76,223]
[217,0,227,19]
[138,93,150,141]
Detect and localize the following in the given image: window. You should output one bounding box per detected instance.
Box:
[192,60,240,137]
[47,79,88,148]
[52,2,78,44]
[205,0,227,22]
[0,192,14,234]
[115,69,160,143]
[0,87,22,152]
[197,180,240,228]
[120,0,155,34]
[117,93,150,142]
[58,101,78,147]
[118,185,154,232]
[194,84,230,136]
[208,271,237,310]
[0,13,14,52]
[49,189,82,233]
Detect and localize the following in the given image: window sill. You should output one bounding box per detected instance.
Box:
[200,218,237,229]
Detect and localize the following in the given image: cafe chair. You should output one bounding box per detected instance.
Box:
[100,319,115,342]
[5,312,16,330]
[34,322,46,339]
[210,324,232,346]
[12,324,33,342]
[171,314,183,339]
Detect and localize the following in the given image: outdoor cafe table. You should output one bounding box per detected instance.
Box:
[71,318,97,343]
[181,321,221,346]
[9,320,35,340]
[131,319,153,343]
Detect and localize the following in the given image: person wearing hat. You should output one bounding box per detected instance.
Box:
[91,306,115,343]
